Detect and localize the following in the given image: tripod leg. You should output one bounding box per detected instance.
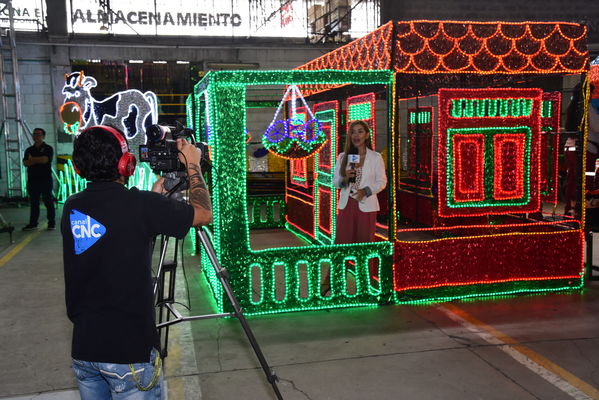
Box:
[198,229,284,400]
[162,239,179,358]
[154,235,177,359]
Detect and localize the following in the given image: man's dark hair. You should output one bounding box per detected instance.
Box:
[33,127,46,136]
[73,126,123,182]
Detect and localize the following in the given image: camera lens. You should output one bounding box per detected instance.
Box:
[147,124,169,143]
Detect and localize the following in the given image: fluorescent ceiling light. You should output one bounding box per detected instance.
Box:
[206,62,259,70]
[176,60,190,64]
[128,60,143,63]
[153,60,167,64]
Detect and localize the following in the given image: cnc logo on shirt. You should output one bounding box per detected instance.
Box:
[70,209,106,255]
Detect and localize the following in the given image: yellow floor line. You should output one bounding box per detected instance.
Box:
[165,337,184,399]
[0,230,42,268]
[441,303,599,400]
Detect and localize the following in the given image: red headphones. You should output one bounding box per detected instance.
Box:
[74,125,137,177]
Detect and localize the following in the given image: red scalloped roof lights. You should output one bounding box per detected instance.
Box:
[297,20,588,76]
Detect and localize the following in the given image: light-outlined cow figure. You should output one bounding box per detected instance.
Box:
[61,71,158,141]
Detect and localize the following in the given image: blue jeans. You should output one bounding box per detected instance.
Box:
[71,349,164,400]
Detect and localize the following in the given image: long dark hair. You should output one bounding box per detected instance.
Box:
[340,120,372,176]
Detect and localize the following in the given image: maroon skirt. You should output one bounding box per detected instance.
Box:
[334,197,377,244]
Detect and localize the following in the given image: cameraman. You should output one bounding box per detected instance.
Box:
[61,125,212,399]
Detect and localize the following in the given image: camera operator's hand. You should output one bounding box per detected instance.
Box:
[152,177,167,195]
[177,138,201,167]
[176,138,213,227]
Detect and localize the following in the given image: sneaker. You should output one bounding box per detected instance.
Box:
[22,224,38,231]
[47,223,56,231]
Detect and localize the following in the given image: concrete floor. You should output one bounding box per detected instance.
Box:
[0,205,598,399]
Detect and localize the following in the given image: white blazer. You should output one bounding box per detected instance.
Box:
[333,148,387,212]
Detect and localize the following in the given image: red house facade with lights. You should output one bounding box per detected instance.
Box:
[291,20,590,300]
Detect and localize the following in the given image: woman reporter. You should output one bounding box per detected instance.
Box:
[320,120,386,295]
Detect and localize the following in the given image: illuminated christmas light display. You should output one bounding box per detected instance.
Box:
[394,225,584,301]
[60,71,158,141]
[55,159,157,203]
[437,88,543,217]
[188,70,395,315]
[182,20,588,315]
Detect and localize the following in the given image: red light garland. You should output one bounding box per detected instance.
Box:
[453,134,485,202]
[438,88,542,217]
[318,187,332,234]
[314,100,340,171]
[493,134,526,200]
[402,106,434,190]
[540,92,561,203]
[393,229,583,291]
[296,21,587,83]
[296,22,394,96]
[394,21,587,74]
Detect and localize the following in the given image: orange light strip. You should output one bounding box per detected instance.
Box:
[453,134,485,201]
[397,274,582,291]
[395,226,580,244]
[285,192,314,207]
[396,219,580,234]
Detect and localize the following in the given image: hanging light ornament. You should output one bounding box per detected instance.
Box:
[262,84,327,159]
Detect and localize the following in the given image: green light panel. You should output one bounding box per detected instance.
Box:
[248,195,286,230]
[348,102,372,121]
[189,69,395,315]
[450,98,534,118]
[313,107,338,245]
[409,111,431,124]
[55,160,157,203]
[446,126,533,208]
[541,100,553,118]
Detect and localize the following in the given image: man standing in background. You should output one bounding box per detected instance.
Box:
[22,127,55,231]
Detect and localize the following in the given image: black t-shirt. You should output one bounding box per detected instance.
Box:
[61,181,194,364]
[23,143,53,181]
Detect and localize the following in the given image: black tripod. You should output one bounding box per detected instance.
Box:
[153,226,284,400]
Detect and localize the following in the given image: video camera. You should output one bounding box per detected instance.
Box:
[139,123,210,173]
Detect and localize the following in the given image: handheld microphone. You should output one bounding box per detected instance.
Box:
[347,149,360,183]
